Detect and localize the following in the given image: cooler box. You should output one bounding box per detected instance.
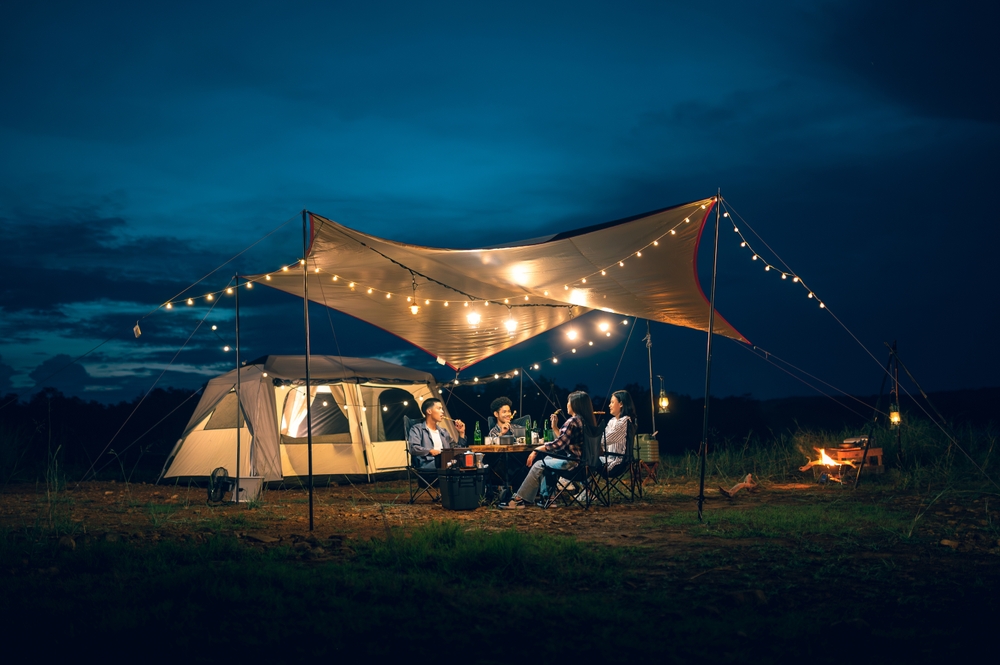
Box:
[437,468,485,510]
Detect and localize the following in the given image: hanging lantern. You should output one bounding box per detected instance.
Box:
[657,375,670,414]
[889,403,901,428]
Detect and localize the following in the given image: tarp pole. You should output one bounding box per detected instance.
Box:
[697,191,721,521]
[235,273,242,505]
[303,210,314,532]
[645,321,656,435]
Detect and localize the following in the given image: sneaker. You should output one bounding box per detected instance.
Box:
[501,497,528,509]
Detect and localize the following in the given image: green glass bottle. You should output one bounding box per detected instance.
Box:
[473,421,482,445]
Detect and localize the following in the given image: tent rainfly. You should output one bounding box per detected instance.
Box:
[250,197,747,372]
[159,355,451,483]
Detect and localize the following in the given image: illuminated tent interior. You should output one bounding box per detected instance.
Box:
[251,196,747,372]
[159,355,451,482]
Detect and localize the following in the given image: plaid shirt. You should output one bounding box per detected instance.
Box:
[543,414,583,459]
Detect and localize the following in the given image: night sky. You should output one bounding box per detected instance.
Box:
[2,1,998,408]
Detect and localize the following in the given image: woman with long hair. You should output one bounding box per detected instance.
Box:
[602,389,636,471]
[503,390,595,509]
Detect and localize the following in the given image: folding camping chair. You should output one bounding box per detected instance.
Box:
[404,415,440,504]
[599,422,638,504]
[540,422,606,509]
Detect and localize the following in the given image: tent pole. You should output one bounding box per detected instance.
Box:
[235,273,242,506]
[519,368,523,417]
[303,210,314,532]
[645,321,656,436]
[698,191,721,521]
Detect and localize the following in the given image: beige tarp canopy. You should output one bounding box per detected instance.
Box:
[251,196,746,371]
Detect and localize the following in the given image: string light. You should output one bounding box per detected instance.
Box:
[282,266,289,272]
[332,275,338,281]
[653,241,659,246]
[349,282,355,289]
[467,312,481,326]
[314,267,320,273]
[211,325,217,330]
[367,288,373,294]
[265,275,271,281]
[636,252,641,257]
[206,294,214,301]
[246,282,252,289]
[226,287,233,294]
[187,298,193,305]
[299,260,305,265]
[385,293,391,298]
[223,345,230,351]
[165,303,172,309]
[619,261,624,267]
[670,230,676,235]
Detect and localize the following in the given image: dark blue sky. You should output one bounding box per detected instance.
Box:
[2,0,998,407]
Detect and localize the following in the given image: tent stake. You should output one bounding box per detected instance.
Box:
[698,191,722,521]
[303,210,314,532]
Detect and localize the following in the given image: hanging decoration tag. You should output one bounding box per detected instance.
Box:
[133,322,142,338]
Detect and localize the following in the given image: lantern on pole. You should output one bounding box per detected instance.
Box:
[889,403,901,428]
[657,375,670,414]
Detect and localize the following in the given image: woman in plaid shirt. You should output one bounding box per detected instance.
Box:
[503,390,595,509]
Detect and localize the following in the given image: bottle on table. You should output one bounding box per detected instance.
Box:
[544,418,554,442]
[473,421,482,445]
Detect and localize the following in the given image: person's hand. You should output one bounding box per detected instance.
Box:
[455,419,466,435]
[499,421,510,434]
[550,413,559,428]
[430,448,441,456]
[527,450,537,467]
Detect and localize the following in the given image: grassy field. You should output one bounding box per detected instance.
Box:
[1,422,998,662]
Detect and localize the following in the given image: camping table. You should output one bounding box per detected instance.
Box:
[468,444,533,496]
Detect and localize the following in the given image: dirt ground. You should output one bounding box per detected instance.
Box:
[3,477,999,558]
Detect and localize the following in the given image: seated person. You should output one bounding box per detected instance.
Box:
[489,396,515,437]
[503,390,595,509]
[602,390,636,472]
[407,398,466,470]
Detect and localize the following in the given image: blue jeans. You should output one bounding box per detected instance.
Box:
[514,457,578,502]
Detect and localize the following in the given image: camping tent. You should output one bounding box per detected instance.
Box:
[159,355,449,483]
[250,196,747,372]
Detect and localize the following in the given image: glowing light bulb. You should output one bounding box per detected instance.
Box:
[223,345,230,351]
[367,288,373,294]
[187,298,194,305]
[473,377,479,382]
[819,302,826,308]
[552,358,558,364]
[808,292,814,298]
[299,259,305,265]
[601,270,606,276]
[622,319,629,325]
[503,298,509,304]
[599,322,609,332]
[514,370,519,375]
[246,282,252,289]
[262,372,267,377]
[494,374,499,379]
[383,405,388,411]
[165,303,172,309]
[606,332,611,337]
[765,266,771,271]
[505,319,517,332]
[226,287,233,294]
[781,273,787,279]
[793,277,800,283]
[314,267,320,273]
[724,212,730,218]
[425,299,430,305]
[636,252,641,257]
[564,285,569,290]
[588,341,593,346]
[653,241,659,246]
[206,294,214,301]
[684,218,690,223]
[571,349,576,353]
[467,312,481,325]
[444,302,449,307]
[332,275,338,281]
[464,302,469,307]
[701,205,706,209]
[385,293,391,298]
[581,278,587,283]
[403,400,408,405]
[741,242,746,247]
[282,266,289,272]
[752,255,758,261]
[407,296,412,302]
[212,325,217,330]
[533,364,540,370]
[454,379,459,385]
[670,230,676,235]
[484,300,490,306]
[322,401,328,407]
[733,226,738,232]
[410,305,419,315]
[524,296,529,301]
[265,275,271,280]
[566,330,578,340]
[619,261,624,267]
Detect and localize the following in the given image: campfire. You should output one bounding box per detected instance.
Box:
[798,438,884,484]
[799,448,856,483]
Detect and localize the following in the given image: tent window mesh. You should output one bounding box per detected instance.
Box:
[205,392,245,430]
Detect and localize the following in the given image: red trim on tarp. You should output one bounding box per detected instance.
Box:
[691,199,750,345]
